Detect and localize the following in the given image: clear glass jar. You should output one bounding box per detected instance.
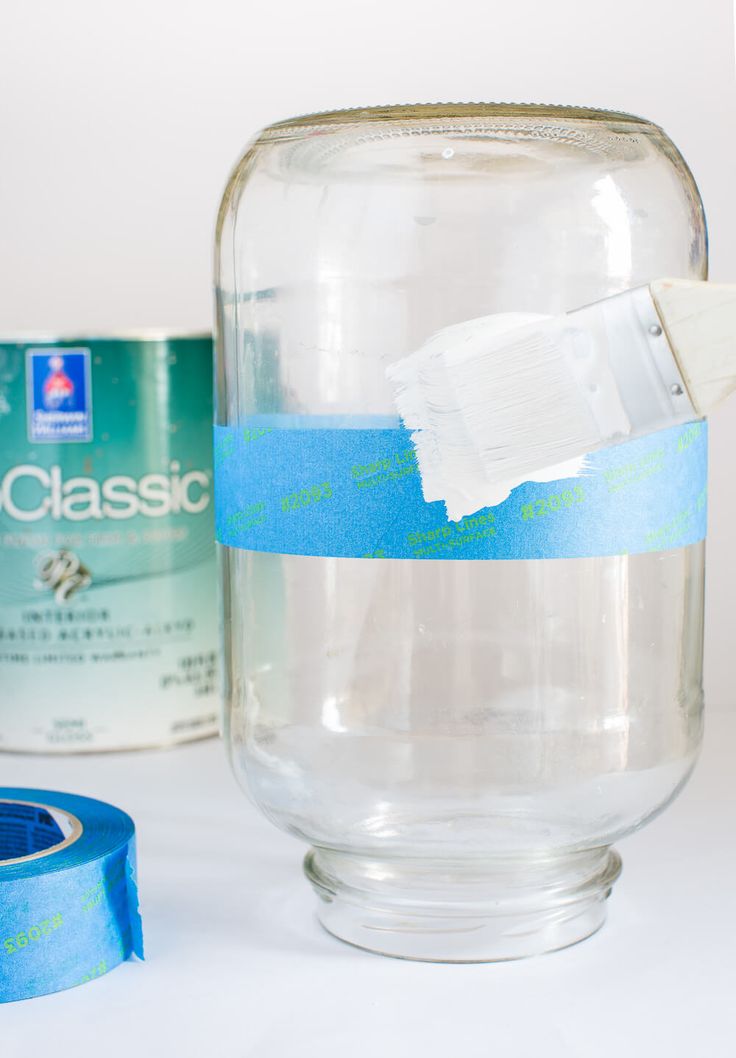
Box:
[215,104,706,961]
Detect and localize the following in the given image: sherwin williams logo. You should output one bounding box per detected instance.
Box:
[27,348,93,443]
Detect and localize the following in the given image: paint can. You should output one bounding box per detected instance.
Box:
[0,333,217,751]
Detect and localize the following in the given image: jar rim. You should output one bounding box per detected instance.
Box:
[263,101,656,132]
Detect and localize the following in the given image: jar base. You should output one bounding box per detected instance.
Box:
[304,845,622,962]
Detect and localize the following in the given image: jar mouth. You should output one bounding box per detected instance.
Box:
[264,101,655,133]
[253,102,664,177]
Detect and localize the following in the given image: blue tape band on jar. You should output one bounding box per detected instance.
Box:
[0,789,144,1003]
[213,417,708,560]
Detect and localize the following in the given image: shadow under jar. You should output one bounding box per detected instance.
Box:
[215,103,706,961]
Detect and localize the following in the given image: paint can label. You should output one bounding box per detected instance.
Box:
[0,336,217,751]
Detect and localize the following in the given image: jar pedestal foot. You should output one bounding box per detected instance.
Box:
[304,845,622,962]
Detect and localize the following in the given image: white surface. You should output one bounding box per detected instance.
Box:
[1,711,735,1058]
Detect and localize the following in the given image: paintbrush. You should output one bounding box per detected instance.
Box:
[387,279,736,521]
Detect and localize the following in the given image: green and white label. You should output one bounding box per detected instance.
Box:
[0,336,217,751]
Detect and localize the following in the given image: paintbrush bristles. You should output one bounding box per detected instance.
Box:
[448,325,600,472]
[388,314,606,521]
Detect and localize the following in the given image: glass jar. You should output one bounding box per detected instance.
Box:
[215,104,707,961]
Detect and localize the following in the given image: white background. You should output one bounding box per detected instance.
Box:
[1,4,736,1053]
[2,0,736,700]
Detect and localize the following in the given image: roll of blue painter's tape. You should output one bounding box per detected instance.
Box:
[0,788,144,1003]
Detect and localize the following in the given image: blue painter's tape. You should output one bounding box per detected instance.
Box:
[214,417,707,560]
[0,789,143,1003]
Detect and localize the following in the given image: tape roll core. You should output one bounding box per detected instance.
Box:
[0,799,83,866]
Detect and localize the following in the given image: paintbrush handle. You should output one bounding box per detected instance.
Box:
[651,278,736,415]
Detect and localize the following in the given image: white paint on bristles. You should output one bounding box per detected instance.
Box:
[387,312,597,521]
